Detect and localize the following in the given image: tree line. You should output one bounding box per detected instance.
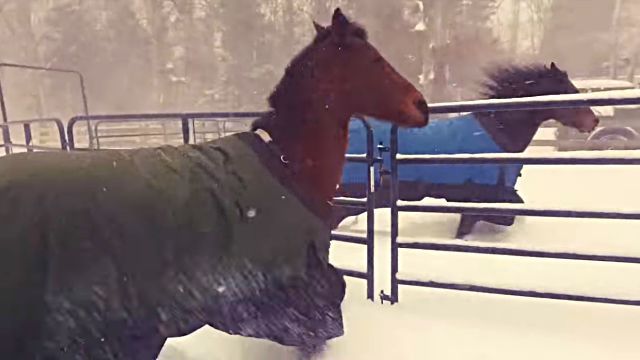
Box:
[0,0,635,121]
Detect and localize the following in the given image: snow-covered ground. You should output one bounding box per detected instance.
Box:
[159,147,640,360]
[3,123,639,359]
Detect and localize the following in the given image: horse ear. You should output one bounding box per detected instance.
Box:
[313,21,326,34]
[549,61,568,77]
[331,7,350,35]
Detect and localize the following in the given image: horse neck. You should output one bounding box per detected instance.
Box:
[476,109,552,152]
[261,110,349,205]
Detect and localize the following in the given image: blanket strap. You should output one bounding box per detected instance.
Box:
[252,129,333,221]
[254,128,273,144]
[253,128,303,174]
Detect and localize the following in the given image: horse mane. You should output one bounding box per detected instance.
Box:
[267,22,368,110]
[252,19,368,134]
[480,63,570,99]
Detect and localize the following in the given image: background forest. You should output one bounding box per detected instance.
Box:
[0,0,639,122]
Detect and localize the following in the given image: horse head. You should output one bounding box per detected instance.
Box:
[482,62,599,134]
[259,8,429,203]
[543,62,599,133]
[268,8,429,129]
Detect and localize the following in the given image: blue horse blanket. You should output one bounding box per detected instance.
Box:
[341,114,523,188]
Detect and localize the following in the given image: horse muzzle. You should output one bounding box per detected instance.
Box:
[577,117,599,133]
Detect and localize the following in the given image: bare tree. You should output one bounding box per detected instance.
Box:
[540,0,617,77]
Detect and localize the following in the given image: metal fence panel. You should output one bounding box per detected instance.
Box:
[382,94,640,306]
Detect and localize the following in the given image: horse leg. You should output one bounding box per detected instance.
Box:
[296,341,327,360]
[422,183,483,239]
[330,205,365,229]
[455,215,480,239]
[482,188,524,226]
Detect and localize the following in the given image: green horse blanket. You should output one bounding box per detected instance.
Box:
[0,132,345,359]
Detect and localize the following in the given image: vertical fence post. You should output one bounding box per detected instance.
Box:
[390,125,400,303]
[93,122,102,149]
[0,79,12,155]
[67,117,77,150]
[181,117,190,144]
[191,118,197,143]
[364,118,376,301]
[23,123,33,152]
[77,74,94,149]
[53,118,69,151]
[378,124,400,305]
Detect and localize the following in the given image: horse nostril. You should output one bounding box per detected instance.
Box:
[415,99,429,119]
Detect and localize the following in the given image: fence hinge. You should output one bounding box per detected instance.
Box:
[379,290,396,305]
[377,143,390,153]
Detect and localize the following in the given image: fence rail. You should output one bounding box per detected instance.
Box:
[428,92,640,113]
[396,153,640,165]
[396,202,640,220]
[67,112,266,149]
[398,242,640,265]
[395,279,640,307]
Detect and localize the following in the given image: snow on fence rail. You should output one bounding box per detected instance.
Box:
[428,89,640,114]
[381,92,640,307]
[395,151,640,165]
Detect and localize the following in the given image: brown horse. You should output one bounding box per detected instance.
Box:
[334,62,598,238]
[0,8,428,360]
[252,9,429,207]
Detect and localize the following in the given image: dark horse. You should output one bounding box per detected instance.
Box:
[0,8,428,360]
[333,62,599,238]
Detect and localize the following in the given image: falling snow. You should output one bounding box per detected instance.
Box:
[160,149,640,360]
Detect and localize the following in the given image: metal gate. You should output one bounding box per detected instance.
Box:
[0,63,89,153]
[379,93,640,306]
[0,117,68,153]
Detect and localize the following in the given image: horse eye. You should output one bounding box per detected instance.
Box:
[373,56,384,64]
